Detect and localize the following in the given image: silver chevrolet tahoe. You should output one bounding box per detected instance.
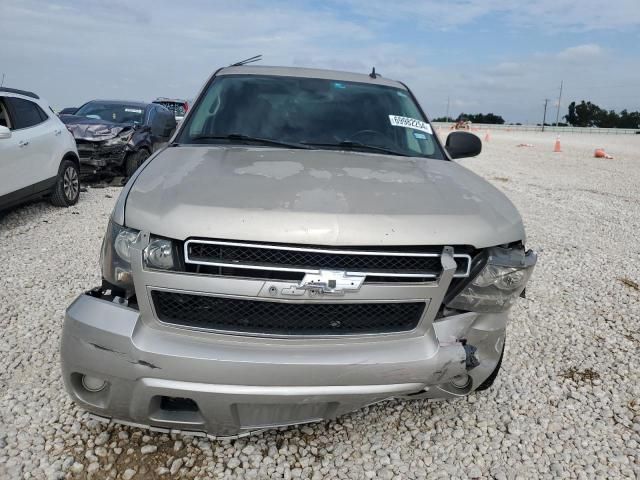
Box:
[61,65,537,438]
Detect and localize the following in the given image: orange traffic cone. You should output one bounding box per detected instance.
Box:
[484,131,491,142]
[553,136,562,152]
[594,148,613,159]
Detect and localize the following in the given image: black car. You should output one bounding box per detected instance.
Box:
[60,100,176,177]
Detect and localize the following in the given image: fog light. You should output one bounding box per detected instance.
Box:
[81,375,107,392]
[450,374,471,389]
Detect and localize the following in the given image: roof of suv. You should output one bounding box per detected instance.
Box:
[217,65,407,89]
[154,98,187,103]
[85,100,149,108]
[0,87,40,99]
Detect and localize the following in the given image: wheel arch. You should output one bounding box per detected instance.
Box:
[61,151,80,170]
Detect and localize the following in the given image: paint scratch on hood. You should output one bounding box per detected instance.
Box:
[234,161,304,180]
[343,167,423,183]
[309,169,333,180]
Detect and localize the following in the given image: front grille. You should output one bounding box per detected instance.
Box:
[152,290,425,335]
[184,240,471,282]
[76,142,127,162]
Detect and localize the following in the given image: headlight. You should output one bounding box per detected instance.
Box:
[100,220,140,296]
[446,246,537,313]
[144,237,176,270]
[104,131,133,146]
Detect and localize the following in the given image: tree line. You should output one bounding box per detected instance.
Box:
[431,101,640,129]
[564,101,640,129]
[432,113,505,124]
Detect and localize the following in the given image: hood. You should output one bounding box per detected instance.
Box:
[124,146,525,248]
[60,115,134,141]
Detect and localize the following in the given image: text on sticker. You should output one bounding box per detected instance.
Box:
[389,115,432,135]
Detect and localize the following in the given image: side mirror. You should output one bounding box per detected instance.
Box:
[164,117,177,137]
[0,125,11,139]
[445,131,482,159]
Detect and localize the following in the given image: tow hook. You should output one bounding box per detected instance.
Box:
[460,339,480,370]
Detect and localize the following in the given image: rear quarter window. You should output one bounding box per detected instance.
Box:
[6,97,49,129]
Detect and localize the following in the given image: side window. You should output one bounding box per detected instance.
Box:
[38,105,50,122]
[0,98,11,129]
[148,107,162,135]
[5,97,48,130]
[146,106,157,126]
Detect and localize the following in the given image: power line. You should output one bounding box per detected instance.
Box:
[445,95,450,121]
[555,80,563,126]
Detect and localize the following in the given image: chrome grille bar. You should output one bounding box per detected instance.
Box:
[184,240,471,278]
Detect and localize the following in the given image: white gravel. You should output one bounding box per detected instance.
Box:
[1,131,639,479]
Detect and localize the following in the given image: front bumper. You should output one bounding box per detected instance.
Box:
[61,292,507,438]
[76,142,127,176]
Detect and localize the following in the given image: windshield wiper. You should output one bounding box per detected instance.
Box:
[190,133,311,150]
[302,140,410,157]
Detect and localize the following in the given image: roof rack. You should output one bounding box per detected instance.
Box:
[0,87,40,100]
[230,55,262,67]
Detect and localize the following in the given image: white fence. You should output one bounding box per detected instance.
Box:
[431,122,639,135]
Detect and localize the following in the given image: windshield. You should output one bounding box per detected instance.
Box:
[75,102,145,124]
[178,74,444,159]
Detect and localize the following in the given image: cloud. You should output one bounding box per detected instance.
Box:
[0,0,638,123]
[556,44,605,61]
[486,63,523,77]
[336,0,640,31]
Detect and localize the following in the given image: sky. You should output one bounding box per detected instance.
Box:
[1,0,639,123]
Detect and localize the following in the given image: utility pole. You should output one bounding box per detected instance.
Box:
[555,80,563,126]
[0,73,5,87]
[542,99,549,132]
[445,96,450,122]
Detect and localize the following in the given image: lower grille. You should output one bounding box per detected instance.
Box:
[152,291,425,335]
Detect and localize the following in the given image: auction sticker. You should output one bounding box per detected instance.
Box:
[389,115,432,135]
[125,108,143,113]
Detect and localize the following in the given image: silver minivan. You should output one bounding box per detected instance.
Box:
[61,65,536,438]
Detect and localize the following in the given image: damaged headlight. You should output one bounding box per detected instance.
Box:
[447,246,537,313]
[100,220,141,296]
[103,131,133,147]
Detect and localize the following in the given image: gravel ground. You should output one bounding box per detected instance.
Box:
[1,131,639,479]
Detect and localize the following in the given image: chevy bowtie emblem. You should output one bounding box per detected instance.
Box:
[291,270,366,295]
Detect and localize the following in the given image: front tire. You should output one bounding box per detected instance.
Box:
[125,149,150,178]
[50,159,80,207]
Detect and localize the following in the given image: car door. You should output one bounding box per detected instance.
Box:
[2,97,58,195]
[0,96,27,197]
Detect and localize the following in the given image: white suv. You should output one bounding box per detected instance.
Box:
[0,87,81,210]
